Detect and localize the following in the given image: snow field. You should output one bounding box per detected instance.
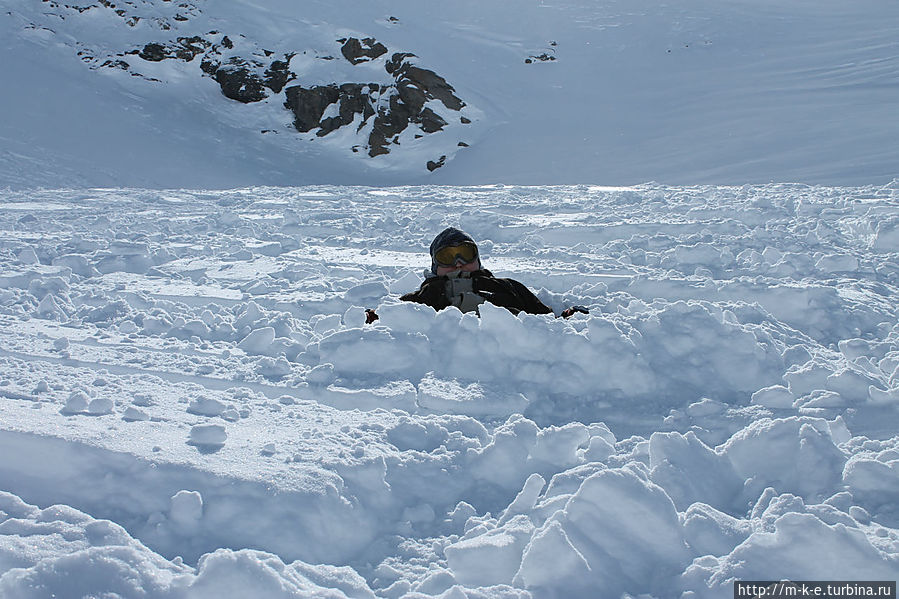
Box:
[1,183,898,597]
[5,0,899,187]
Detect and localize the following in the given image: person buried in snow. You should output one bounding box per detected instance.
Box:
[365,227,588,323]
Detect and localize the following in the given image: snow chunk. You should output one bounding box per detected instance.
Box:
[816,254,859,273]
[188,396,227,417]
[872,219,899,252]
[52,254,96,277]
[188,424,227,447]
[751,384,795,408]
[343,281,388,303]
[319,328,430,377]
[501,473,546,522]
[237,327,276,354]
[445,514,535,587]
[681,512,899,598]
[16,247,39,264]
[122,406,150,421]
[516,467,691,597]
[389,270,422,294]
[683,502,751,557]
[257,356,292,378]
[722,417,847,502]
[169,490,203,527]
[307,363,336,385]
[61,390,90,414]
[650,431,743,512]
[87,396,114,415]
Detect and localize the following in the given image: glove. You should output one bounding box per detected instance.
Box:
[560,305,589,319]
[365,308,379,324]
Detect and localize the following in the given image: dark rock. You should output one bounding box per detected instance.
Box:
[396,78,427,114]
[137,37,209,63]
[285,85,341,132]
[418,107,447,133]
[214,58,267,103]
[396,65,464,111]
[368,92,414,156]
[319,83,377,136]
[426,155,446,172]
[139,43,167,61]
[340,37,388,65]
[101,59,130,70]
[526,52,556,63]
[385,52,416,75]
[200,57,218,75]
[221,36,233,49]
[461,116,471,124]
[175,36,210,61]
[458,141,469,147]
[282,47,466,158]
[263,56,293,93]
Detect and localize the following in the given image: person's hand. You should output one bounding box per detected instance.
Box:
[561,305,589,319]
[365,308,379,324]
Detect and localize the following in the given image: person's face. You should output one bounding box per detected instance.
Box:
[436,261,479,276]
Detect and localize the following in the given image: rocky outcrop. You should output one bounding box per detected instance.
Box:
[525,41,558,64]
[209,59,268,103]
[134,36,211,62]
[285,84,380,134]
[525,53,556,64]
[201,54,294,103]
[339,37,388,65]
[284,51,466,159]
[36,1,471,171]
[124,32,296,103]
[391,60,465,112]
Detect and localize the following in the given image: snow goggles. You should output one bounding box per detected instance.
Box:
[434,242,479,266]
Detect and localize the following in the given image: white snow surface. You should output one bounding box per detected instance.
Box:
[1,183,899,598]
[2,0,898,188]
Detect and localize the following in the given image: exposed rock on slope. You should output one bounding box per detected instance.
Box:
[284,51,466,158]
[339,37,388,65]
[11,1,472,172]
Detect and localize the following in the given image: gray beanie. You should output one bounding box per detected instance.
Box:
[429,227,480,275]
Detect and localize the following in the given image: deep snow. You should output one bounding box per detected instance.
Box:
[1,183,898,598]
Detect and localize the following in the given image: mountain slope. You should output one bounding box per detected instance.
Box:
[2,0,898,187]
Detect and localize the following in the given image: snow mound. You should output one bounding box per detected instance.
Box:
[1,184,898,598]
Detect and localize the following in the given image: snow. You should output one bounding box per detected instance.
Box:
[0,184,897,597]
[2,0,899,595]
[2,0,899,188]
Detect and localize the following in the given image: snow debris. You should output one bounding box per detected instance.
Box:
[1,184,897,598]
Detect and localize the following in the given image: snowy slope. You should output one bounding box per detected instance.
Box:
[1,183,898,597]
[2,0,898,188]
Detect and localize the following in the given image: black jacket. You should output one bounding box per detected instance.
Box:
[400,269,553,316]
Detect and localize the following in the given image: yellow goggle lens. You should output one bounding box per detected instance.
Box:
[434,243,478,266]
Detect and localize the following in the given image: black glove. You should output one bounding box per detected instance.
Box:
[560,305,589,319]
